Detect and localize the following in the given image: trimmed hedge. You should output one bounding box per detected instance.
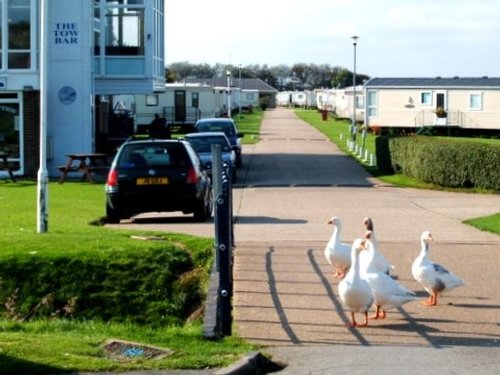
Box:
[387,136,500,190]
[0,245,207,326]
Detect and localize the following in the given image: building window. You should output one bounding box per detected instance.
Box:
[104,7,144,55]
[0,0,32,70]
[420,91,432,105]
[145,94,158,106]
[469,92,482,110]
[367,91,377,117]
[94,0,145,56]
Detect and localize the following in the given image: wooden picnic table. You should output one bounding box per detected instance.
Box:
[58,153,109,184]
[0,152,17,182]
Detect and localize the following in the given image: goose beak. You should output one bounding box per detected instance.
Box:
[326,218,333,225]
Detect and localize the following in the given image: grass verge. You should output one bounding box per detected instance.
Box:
[0,181,258,373]
[464,213,500,235]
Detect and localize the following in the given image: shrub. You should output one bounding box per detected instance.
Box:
[0,245,210,326]
[388,136,500,190]
[259,96,270,111]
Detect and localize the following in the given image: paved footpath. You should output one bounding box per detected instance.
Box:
[118,108,500,374]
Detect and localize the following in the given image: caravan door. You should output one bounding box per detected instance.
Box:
[174,90,186,122]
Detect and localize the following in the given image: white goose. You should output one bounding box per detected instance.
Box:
[324,216,351,279]
[412,231,465,306]
[338,238,373,327]
[362,238,418,319]
[360,218,394,275]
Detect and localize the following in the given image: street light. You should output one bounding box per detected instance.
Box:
[226,70,231,117]
[238,64,242,118]
[351,35,359,142]
[37,0,49,233]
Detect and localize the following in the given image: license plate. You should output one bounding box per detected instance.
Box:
[136,177,169,185]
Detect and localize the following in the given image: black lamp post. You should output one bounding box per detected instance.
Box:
[351,35,359,142]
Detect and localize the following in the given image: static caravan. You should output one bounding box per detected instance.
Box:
[304,90,317,108]
[230,87,241,114]
[240,89,259,110]
[276,91,292,107]
[134,83,218,130]
[315,88,335,111]
[213,86,229,117]
[364,77,500,131]
[292,91,307,107]
[332,86,364,122]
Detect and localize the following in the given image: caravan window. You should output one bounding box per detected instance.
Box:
[420,91,432,105]
[469,92,482,110]
[367,91,377,117]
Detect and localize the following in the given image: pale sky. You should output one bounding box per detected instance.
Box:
[165,0,500,78]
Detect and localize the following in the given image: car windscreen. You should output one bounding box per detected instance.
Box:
[187,136,231,153]
[118,143,189,168]
[196,122,235,137]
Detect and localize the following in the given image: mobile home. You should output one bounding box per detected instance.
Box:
[365,77,500,132]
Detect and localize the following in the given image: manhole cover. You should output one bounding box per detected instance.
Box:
[103,339,173,361]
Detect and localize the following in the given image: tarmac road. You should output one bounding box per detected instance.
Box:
[116,108,500,374]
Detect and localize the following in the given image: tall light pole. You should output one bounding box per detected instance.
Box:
[226,70,231,117]
[238,64,242,118]
[351,35,359,142]
[37,0,49,233]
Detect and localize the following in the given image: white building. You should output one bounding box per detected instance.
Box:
[0,0,165,178]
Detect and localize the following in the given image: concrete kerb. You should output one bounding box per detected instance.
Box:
[212,351,285,375]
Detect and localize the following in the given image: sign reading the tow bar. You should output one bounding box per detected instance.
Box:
[53,23,79,45]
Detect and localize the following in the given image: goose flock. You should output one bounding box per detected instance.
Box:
[325,216,465,327]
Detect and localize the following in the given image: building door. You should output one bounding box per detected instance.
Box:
[435,92,446,110]
[0,100,21,175]
[434,91,447,125]
[174,90,186,123]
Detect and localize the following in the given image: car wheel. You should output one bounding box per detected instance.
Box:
[193,200,207,222]
[193,189,213,222]
[106,203,122,224]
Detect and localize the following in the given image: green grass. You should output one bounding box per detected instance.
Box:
[0,320,256,374]
[464,213,500,235]
[0,181,258,373]
[233,109,264,144]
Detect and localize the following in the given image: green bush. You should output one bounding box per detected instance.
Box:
[388,136,500,190]
[259,96,270,111]
[0,245,208,326]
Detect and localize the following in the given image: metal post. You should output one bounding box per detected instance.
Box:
[226,70,231,117]
[351,35,359,142]
[37,0,49,233]
[212,144,233,336]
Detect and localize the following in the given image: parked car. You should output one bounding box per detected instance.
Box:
[193,118,244,168]
[105,139,213,223]
[184,132,236,181]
